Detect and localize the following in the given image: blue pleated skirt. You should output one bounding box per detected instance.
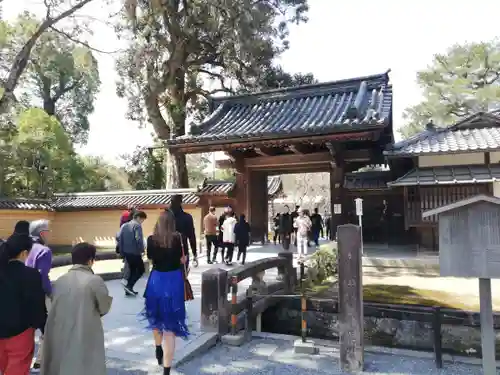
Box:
[140,269,189,338]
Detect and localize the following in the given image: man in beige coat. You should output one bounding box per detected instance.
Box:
[41,243,113,375]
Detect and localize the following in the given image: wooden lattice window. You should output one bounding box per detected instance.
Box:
[405,184,491,226]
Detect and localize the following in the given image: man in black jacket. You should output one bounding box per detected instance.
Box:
[310,208,323,247]
[170,195,198,269]
[279,205,294,250]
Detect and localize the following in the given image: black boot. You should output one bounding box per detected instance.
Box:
[163,367,171,375]
[155,345,163,365]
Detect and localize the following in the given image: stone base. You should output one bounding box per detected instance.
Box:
[294,339,319,354]
[221,332,248,346]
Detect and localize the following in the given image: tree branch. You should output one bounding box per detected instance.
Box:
[0,0,96,113]
[49,26,123,54]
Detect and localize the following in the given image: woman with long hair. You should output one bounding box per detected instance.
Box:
[0,234,46,375]
[142,210,189,375]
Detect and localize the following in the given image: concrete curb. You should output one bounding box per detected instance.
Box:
[173,332,219,367]
[251,332,491,367]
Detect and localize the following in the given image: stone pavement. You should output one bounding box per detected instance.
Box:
[103,336,493,374]
[101,243,301,369]
[38,242,499,374]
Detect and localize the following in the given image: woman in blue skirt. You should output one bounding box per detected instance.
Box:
[141,210,189,375]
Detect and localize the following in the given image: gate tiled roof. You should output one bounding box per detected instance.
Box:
[168,72,393,145]
[344,171,391,190]
[388,165,500,187]
[267,176,283,197]
[385,112,500,157]
[198,180,236,195]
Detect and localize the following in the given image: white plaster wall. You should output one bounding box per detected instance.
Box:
[418,153,485,167]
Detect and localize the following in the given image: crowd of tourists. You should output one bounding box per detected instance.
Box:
[202,206,251,266]
[272,205,330,259]
[0,194,198,375]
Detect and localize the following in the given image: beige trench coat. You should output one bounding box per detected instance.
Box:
[41,265,113,375]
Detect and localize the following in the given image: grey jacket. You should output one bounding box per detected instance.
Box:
[118,220,145,256]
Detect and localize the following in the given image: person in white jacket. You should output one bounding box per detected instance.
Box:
[294,208,312,261]
[221,212,238,265]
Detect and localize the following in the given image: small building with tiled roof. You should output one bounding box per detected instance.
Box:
[168,72,394,242]
[385,111,500,250]
[0,189,203,249]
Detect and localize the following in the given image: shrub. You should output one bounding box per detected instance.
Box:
[305,242,338,285]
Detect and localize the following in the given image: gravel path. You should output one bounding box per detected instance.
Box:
[100,338,493,375]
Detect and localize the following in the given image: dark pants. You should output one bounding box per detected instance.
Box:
[312,229,320,246]
[237,244,247,264]
[124,253,145,290]
[213,244,225,262]
[205,234,218,260]
[225,243,235,263]
[293,229,298,246]
[281,233,291,250]
[273,230,280,244]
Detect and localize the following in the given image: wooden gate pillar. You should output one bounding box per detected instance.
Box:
[234,158,248,218]
[330,161,346,240]
[248,170,268,244]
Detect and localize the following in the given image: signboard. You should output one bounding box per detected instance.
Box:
[354,198,363,216]
[435,202,500,279]
[337,224,364,372]
[334,204,342,215]
[422,195,500,375]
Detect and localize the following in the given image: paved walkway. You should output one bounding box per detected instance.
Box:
[105,336,491,374]
[41,242,499,374]
[101,242,303,367]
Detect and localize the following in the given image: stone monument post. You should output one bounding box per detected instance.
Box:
[337,224,364,372]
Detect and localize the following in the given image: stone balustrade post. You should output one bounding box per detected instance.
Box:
[277,251,294,293]
[201,267,229,335]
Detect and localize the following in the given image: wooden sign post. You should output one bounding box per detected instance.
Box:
[337,224,364,373]
[423,195,500,375]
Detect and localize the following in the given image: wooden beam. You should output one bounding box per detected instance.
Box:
[244,152,332,170]
[287,144,309,154]
[344,149,373,162]
[168,130,379,154]
[254,147,273,157]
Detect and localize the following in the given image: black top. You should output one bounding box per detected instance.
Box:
[279,213,293,234]
[310,213,323,230]
[234,221,251,246]
[146,235,183,272]
[0,260,47,339]
[171,208,197,258]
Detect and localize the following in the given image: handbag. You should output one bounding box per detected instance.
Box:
[181,238,194,301]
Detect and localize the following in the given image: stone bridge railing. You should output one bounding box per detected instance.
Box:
[201,251,295,335]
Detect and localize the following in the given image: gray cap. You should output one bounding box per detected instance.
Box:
[29,219,50,238]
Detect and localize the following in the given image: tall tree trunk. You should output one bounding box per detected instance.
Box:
[165,69,189,188]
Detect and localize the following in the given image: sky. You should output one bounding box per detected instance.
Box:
[4,0,500,165]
